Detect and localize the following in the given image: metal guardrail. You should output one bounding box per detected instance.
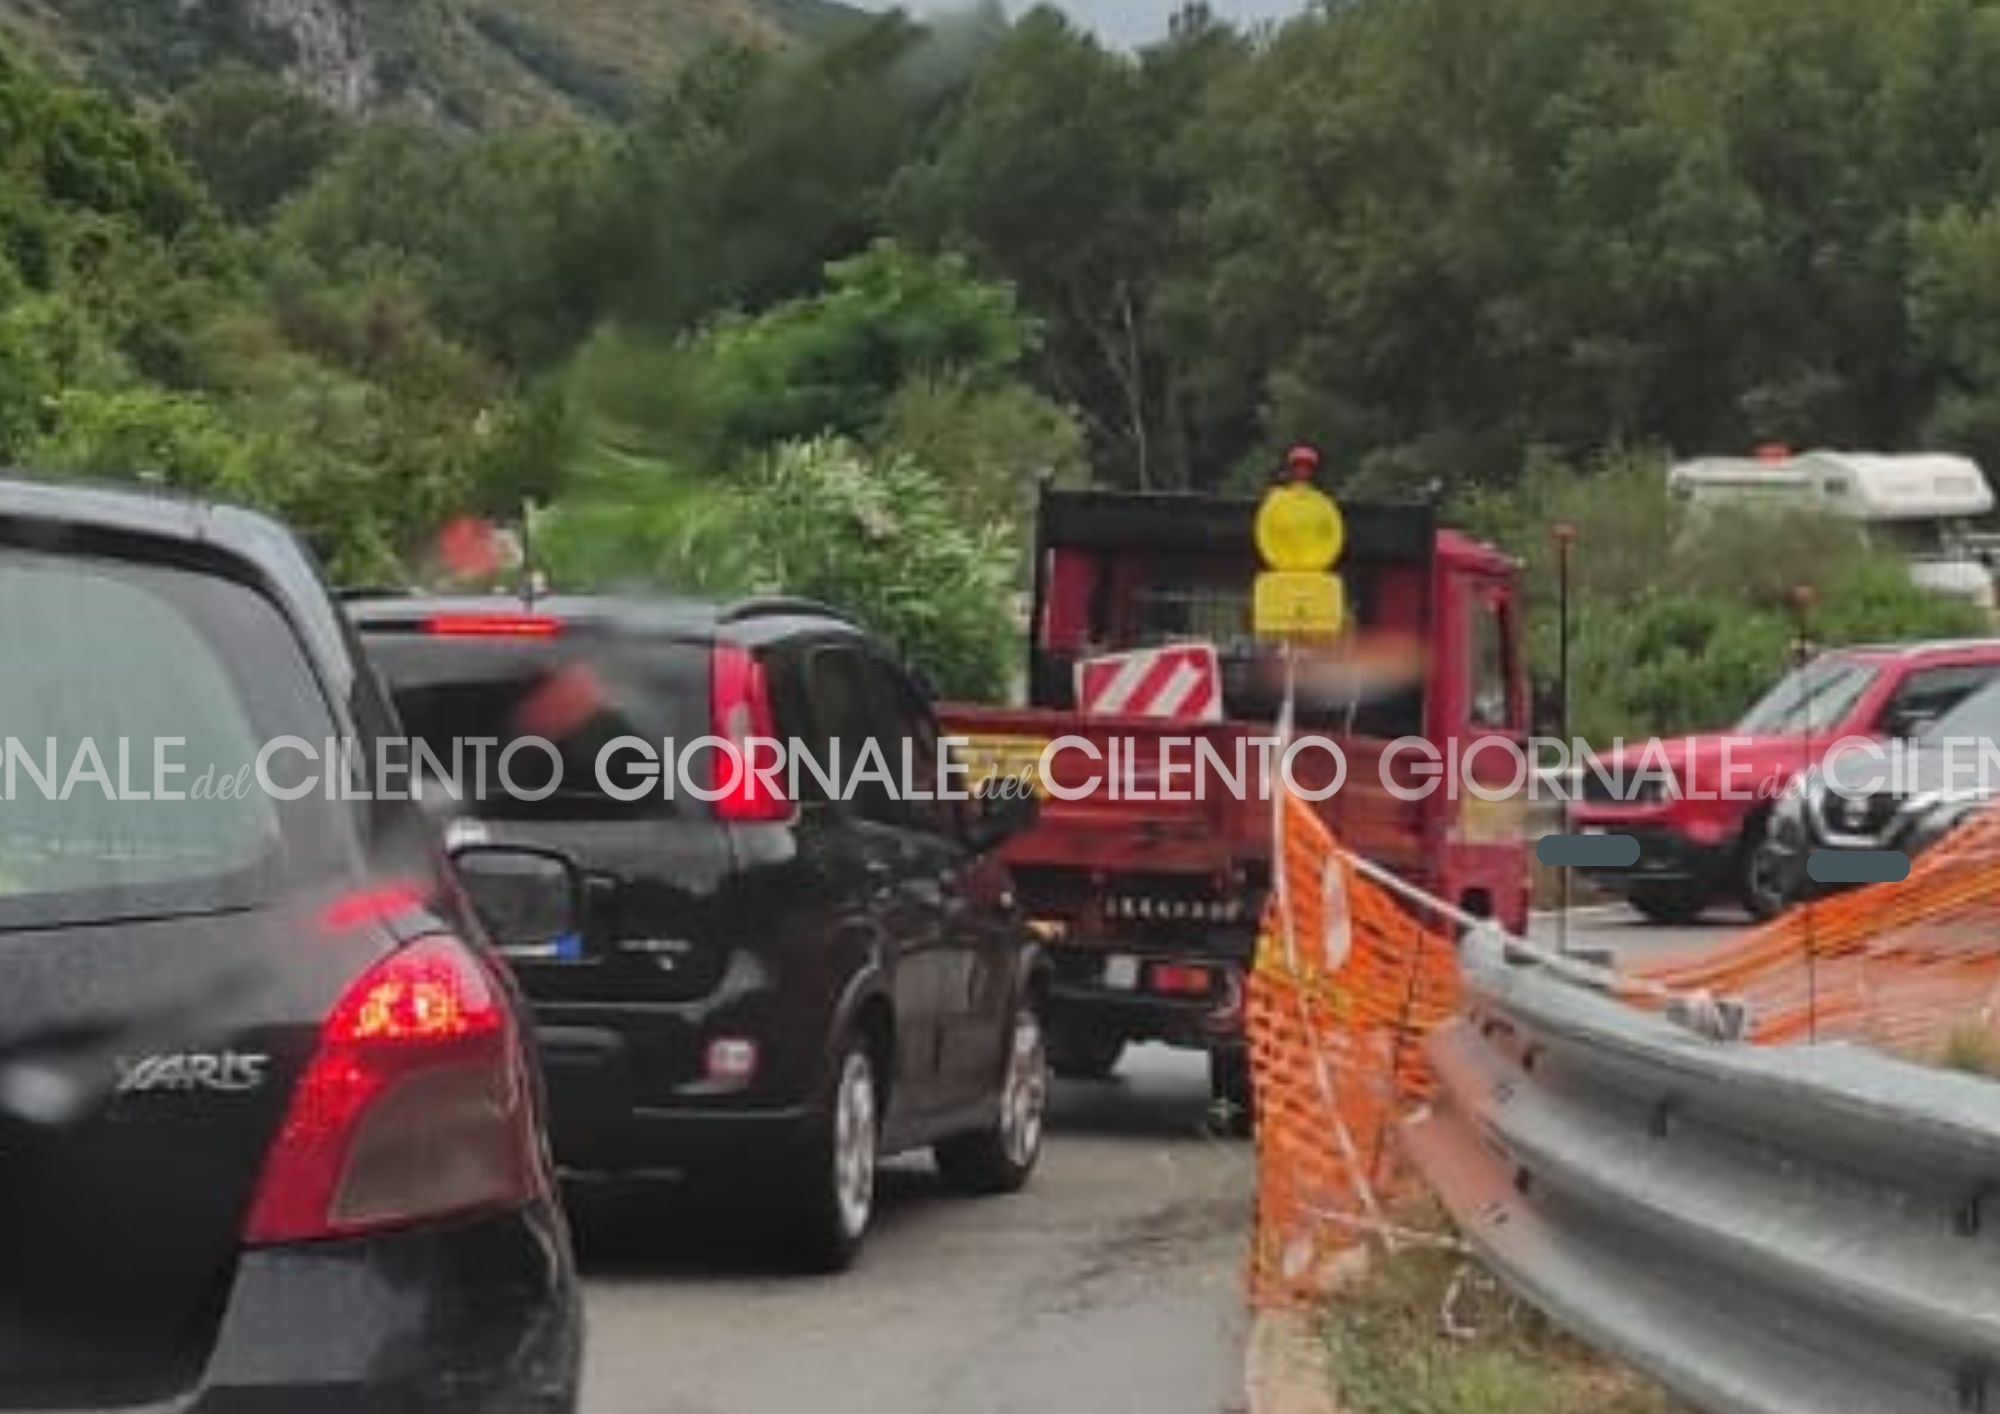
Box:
[1406,934,2000,1414]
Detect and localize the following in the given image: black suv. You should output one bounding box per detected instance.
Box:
[1764,677,2000,905]
[0,481,579,1411]
[351,596,1050,1268]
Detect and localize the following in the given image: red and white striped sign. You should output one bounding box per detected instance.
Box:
[1076,644,1224,723]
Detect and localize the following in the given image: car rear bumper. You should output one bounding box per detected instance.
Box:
[566,1103,820,1177]
[536,1024,819,1177]
[165,1206,579,1414]
[1047,949,1248,1050]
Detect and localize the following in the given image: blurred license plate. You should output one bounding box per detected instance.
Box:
[501,931,586,964]
[1103,955,1140,990]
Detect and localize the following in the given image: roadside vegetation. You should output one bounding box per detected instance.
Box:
[1455,453,1990,739]
[1321,1237,1682,1414]
[10,0,2000,707]
[1941,1024,2000,1079]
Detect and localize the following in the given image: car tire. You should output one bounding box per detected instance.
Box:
[936,1003,1049,1195]
[1208,1045,1254,1138]
[1740,826,1796,922]
[1047,1020,1125,1081]
[786,1038,880,1273]
[1627,882,1707,925]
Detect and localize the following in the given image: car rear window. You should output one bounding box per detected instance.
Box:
[362,629,708,819]
[0,548,349,925]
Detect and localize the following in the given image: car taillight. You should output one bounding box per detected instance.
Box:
[423,612,562,639]
[710,643,790,823]
[243,936,544,1246]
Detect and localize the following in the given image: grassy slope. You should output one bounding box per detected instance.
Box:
[463,0,781,118]
[1322,1236,1684,1414]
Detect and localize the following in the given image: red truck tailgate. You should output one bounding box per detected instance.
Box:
[942,705,1259,875]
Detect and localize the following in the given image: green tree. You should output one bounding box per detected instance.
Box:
[871,371,1089,529]
[607,17,948,334]
[1171,0,2000,492]
[543,438,1020,698]
[164,65,346,221]
[278,121,618,368]
[894,6,1246,487]
[28,386,260,502]
[569,240,1046,474]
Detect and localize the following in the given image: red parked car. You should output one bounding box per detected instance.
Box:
[1571,640,2000,922]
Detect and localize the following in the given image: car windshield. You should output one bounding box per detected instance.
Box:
[0,548,346,925]
[1923,679,2000,744]
[1736,657,1880,734]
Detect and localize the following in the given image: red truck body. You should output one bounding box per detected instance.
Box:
[940,490,1529,1094]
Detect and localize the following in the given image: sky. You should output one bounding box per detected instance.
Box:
[865,2,1313,47]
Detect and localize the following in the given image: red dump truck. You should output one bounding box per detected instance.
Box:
[940,488,1530,1115]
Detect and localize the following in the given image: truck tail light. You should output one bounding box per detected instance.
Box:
[1152,963,1214,997]
[710,644,790,823]
[243,936,545,1246]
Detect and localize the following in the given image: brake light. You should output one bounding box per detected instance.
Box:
[710,643,790,823]
[424,612,563,639]
[319,881,428,933]
[243,936,544,1246]
[1152,963,1214,996]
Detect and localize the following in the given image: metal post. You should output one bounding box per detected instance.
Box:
[1791,584,1820,1043]
[1273,640,1298,967]
[1554,523,1578,957]
[519,499,539,610]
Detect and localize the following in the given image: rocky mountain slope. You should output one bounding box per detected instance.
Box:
[0,0,869,123]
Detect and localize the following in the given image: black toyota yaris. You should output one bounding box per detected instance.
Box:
[0,479,580,1412]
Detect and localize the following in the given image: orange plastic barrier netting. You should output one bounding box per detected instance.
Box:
[1247,794,2000,1313]
[1628,807,2000,1055]
[1247,790,1462,1310]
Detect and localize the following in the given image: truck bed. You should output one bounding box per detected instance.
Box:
[942,705,1436,887]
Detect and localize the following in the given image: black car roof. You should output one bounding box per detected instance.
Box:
[0,474,359,696]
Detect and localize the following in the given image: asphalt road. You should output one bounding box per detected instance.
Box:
[1530,899,1751,965]
[578,1045,1254,1414]
[573,904,1743,1414]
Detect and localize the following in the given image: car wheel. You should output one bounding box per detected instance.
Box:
[1741,829,1796,922]
[1047,1019,1125,1081]
[1627,882,1707,925]
[1208,1045,1254,1138]
[936,1004,1049,1195]
[788,1039,879,1272]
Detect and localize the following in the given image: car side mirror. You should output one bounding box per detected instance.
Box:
[451,844,584,959]
[966,784,1040,852]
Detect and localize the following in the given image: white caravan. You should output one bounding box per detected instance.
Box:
[1669,451,1998,610]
